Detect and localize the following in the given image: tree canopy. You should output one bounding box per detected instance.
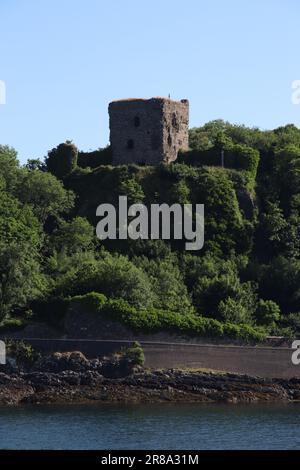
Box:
[1,120,300,339]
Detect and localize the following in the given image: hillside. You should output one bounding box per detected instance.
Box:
[1,119,300,341]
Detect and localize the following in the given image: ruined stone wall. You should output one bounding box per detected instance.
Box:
[109,98,189,165]
[162,99,189,163]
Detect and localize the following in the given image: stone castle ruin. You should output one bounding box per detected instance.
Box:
[109,97,189,165]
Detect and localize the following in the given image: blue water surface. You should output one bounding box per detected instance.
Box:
[0,403,299,450]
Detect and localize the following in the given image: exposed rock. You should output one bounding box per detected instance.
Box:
[25,372,62,389]
[0,357,19,375]
[57,370,81,386]
[80,371,104,386]
[34,351,90,373]
[0,350,299,406]
[236,189,255,219]
[65,302,134,339]
[101,356,136,379]
[6,323,60,339]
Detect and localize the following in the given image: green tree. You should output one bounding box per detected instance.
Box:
[259,257,300,314]
[192,167,246,255]
[51,251,155,309]
[50,217,94,254]
[119,178,145,204]
[46,141,78,179]
[134,256,194,314]
[217,297,251,324]
[0,191,45,319]
[255,300,281,326]
[0,146,19,192]
[15,170,75,224]
[24,158,46,172]
[183,253,257,322]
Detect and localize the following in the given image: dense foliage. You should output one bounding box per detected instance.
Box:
[70,292,266,342]
[2,120,300,340]
[46,141,78,179]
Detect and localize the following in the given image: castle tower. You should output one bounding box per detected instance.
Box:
[109,97,189,165]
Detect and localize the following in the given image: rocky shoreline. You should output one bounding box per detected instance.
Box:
[0,350,300,406]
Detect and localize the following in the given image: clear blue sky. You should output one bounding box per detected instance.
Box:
[1,0,300,163]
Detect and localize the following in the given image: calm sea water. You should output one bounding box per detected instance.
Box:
[0,403,299,450]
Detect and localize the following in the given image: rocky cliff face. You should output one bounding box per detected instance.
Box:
[64,302,134,339]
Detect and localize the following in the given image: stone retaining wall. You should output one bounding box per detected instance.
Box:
[4,338,299,379]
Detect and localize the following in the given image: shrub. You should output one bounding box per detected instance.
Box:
[124,341,145,366]
[179,142,259,171]
[0,318,27,333]
[77,146,112,168]
[178,142,259,190]
[279,312,300,336]
[72,291,107,311]
[6,340,40,366]
[51,217,94,254]
[255,300,281,326]
[70,292,266,343]
[54,253,155,309]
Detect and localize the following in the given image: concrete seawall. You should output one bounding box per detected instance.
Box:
[141,341,299,378]
[5,338,299,379]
